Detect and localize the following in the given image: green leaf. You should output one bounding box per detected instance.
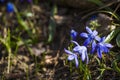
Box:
[116,33,120,47]
[88,0,120,18]
[88,0,111,11]
[47,4,57,43]
[88,0,103,6]
[51,4,58,16]
[99,11,120,21]
[105,28,120,43]
[14,6,33,38]
[47,17,56,43]
[112,60,120,74]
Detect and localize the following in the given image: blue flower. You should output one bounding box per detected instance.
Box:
[72,41,89,64]
[70,29,78,40]
[64,48,79,67]
[64,41,89,67]
[92,37,113,58]
[80,26,100,46]
[6,2,14,13]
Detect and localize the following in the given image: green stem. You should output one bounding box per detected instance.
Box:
[35,56,38,74]
[26,66,29,80]
[7,46,12,74]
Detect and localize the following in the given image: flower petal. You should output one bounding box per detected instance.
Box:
[97,48,102,58]
[71,40,80,46]
[83,38,91,46]
[71,29,78,40]
[91,41,96,53]
[81,51,86,61]
[86,26,92,34]
[103,46,109,53]
[80,33,88,38]
[80,46,87,61]
[75,56,79,67]
[93,30,98,36]
[73,46,81,52]
[64,48,73,55]
[68,55,75,60]
[95,36,101,41]
[104,43,113,48]
[100,37,106,42]
[84,50,89,64]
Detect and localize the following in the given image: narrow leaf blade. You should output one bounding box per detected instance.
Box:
[116,33,120,47]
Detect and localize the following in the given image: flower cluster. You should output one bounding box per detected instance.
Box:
[64,41,88,67]
[65,27,113,67]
